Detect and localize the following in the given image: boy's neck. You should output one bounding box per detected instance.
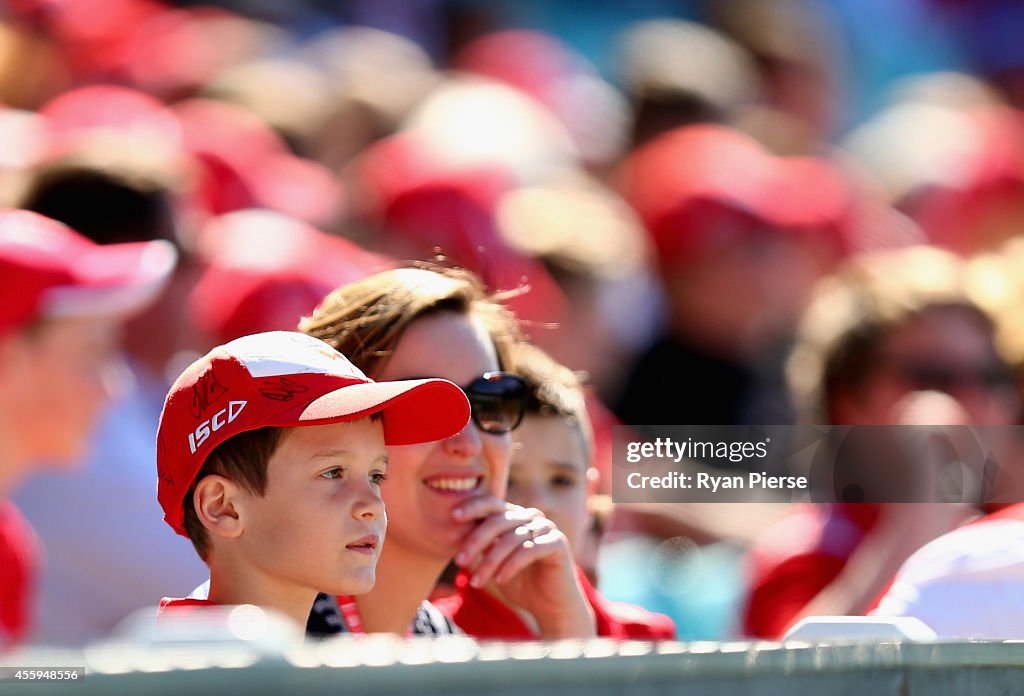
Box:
[355,543,446,634]
[207,556,314,631]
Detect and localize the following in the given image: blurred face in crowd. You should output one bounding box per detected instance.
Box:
[837,306,1019,426]
[373,311,513,561]
[664,215,825,358]
[507,414,591,552]
[0,317,120,469]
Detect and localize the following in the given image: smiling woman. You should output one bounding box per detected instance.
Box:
[300,266,596,638]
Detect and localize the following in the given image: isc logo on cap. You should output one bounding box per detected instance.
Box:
[188,400,247,454]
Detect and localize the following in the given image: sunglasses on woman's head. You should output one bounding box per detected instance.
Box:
[460,372,528,434]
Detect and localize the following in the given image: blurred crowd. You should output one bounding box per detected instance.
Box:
[4,0,1024,647]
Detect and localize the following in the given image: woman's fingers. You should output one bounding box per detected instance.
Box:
[454,504,542,566]
[451,495,512,523]
[491,526,563,585]
[466,517,555,587]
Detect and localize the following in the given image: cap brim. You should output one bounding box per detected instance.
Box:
[290,377,470,446]
[41,239,178,320]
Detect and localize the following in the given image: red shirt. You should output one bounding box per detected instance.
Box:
[742,503,882,639]
[0,501,38,647]
[973,502,1024,524]
[157,597,217,618]
[435,567,676,640]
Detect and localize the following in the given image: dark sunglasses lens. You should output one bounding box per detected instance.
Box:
[904,363,1011,393]
[905,365,954,392]
[465,374,527,433]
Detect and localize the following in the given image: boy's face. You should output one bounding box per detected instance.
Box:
[507,414,590,552]
[236,418,387,596]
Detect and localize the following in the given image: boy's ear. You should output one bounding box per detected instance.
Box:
[194,475,245,540]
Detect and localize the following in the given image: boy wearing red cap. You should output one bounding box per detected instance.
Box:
[155,331,470,629]
[0,209,177,647]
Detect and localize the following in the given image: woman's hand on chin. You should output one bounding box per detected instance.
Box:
[452,496,596,639]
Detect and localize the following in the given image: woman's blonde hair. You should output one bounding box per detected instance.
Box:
[299,265,523,377]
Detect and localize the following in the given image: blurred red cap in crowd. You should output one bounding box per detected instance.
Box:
[455,30,579,105]
[355,133,568,326]
[453,30,628,168]
[0,208,176,335]
[39,83,183,153]
[356,132,512,218]
[7,0,165,80]
[903,105,1024,253]
[8,0,248,97]
[618,124,851,264]
[173,99,343,227]
[189,209,391,345]
[119,6,255,99]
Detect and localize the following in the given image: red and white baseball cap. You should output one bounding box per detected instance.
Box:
[0,209,177,336]
[156,331,471,536]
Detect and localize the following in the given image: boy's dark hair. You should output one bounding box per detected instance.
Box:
[182,426,285,560]
[508,342,594,460]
